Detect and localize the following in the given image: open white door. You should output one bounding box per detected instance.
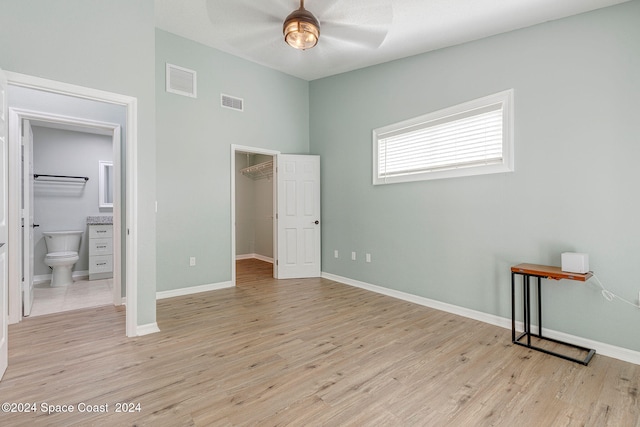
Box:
[0,68,9,379]
[276,154,321,279]
[22,119,34,316]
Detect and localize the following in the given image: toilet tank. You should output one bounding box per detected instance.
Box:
[42,230,84,253]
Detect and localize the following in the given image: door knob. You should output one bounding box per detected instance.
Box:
[314,220,319,225]
[32,224,40,228]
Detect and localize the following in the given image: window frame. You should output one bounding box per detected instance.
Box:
[372,89,514,185]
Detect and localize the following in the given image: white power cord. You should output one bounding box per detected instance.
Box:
[589,272,640,309]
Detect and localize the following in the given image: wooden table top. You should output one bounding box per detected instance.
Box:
[511,263,593,281]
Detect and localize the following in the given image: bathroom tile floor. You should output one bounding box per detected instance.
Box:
[29,278,114,317]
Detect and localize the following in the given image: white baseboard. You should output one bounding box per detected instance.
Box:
[156,281,234,300]
[136,322,160,336]
[321,272,640,366]
[236,253,273,263]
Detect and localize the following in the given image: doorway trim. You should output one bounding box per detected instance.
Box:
[8,107,123,319]
[230,144,279,285]
[5,71,138,337]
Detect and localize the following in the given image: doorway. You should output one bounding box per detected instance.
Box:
[231,145,278,285]
[23,119,119,317]
[5,72,138,337]
[230,145,322,285]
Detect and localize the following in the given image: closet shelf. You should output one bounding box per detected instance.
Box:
[240,160,273,180]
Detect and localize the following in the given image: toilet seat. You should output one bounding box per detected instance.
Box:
[45,251,78,259]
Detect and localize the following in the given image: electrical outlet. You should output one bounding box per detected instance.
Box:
[190,257,196,267]
[334,250,339,258]
[366,253,371,263]
[351,251,356,261]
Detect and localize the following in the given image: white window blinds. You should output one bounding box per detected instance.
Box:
[373,90,513,185]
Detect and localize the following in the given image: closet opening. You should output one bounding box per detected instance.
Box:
[232,146,278,285]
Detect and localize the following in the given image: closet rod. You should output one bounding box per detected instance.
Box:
[34,174,89,182]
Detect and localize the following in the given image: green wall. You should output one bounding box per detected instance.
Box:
[310,1,640,352]
[0,0,157,326]
[155,30,309,292]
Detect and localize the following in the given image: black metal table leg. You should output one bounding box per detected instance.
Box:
[511,272,515,342]
[511,270,596,365]
[524,274,531,346]
[537,276,542,337]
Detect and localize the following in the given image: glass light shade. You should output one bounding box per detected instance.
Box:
[283,7,320,50]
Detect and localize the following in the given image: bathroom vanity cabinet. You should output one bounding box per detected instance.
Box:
[88,222,113,280]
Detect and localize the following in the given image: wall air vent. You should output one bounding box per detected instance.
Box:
[221,94,244,112]
[166,63,197,98]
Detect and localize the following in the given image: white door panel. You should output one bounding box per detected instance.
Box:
[276,154,320,279]
[1,68,9,380]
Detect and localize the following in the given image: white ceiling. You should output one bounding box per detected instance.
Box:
[155,0,629,81]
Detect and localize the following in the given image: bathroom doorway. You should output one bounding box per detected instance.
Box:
[23,119,119,317]
[5,74,136,335]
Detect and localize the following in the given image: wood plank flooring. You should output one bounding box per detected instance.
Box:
[0,258,638,426]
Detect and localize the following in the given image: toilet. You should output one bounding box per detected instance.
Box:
[43,230,83,287]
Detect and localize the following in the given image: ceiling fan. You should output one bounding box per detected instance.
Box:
[206,0,393,53]
[283,0,321,50]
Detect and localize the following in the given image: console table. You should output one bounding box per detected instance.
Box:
[511,263,595,365]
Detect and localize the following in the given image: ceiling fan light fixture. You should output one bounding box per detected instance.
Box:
[283,1,320,50]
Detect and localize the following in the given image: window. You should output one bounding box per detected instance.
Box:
[373,89,514,185]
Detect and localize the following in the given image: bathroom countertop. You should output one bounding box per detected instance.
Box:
[87,215,113,225]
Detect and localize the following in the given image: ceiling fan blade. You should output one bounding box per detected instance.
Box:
[206,0,288,24]
[321,22,390,49]
[317,0,393,27]
[206,0,291,50]
[314,0,393,49]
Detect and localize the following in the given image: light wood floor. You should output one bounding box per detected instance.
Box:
[1,259,638,426]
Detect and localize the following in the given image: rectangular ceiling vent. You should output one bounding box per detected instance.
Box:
[221,94,244,112]
[166,63,197,98]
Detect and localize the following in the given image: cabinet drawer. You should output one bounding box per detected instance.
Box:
[90,238,112,255]
[89,225,112,238]
[90,255,113,274]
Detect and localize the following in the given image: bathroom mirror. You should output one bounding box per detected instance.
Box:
[99,160,113,209]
